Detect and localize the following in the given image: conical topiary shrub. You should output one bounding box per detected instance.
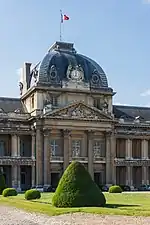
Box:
[52,161,106,207]
[0,171,6,195]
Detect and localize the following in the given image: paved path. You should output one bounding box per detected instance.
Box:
[1,206,150,225]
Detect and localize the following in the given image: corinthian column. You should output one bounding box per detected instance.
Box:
[43,129,51,185]
[88,131,94,180]
[106,132,112,185]
[63,129,71,171]
[36,128,43,185]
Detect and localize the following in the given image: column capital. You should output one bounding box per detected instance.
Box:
[43,128,51,137]
[105,130,112,137]
[63,129,71,137]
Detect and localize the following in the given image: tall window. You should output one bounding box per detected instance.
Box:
[116,139,126,158]
[31,95,34,109]
[93,98,101,109]
[0,141,5,156]
[132,139,141,159]
[93,141,101,157]
[51,96,58,107]
[72,140,81,157]
[50,140,58,156]
[93,140,105,157]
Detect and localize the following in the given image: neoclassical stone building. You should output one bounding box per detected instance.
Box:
[0,41,150,190]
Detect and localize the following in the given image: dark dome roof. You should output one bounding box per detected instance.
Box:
[37,42,109,90]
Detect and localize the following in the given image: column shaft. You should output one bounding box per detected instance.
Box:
[88,131,94,180]
[12,165,17,188]
[106,134,111,184]
[111,135,116,185]
[44,130,51,185]
[63,130,70,171]
[11,134,18,157]
[31,133,36,159]
[32,165,35,187]
[36,129,43,185]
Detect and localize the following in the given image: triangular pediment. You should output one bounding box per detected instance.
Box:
[44,102,113,121]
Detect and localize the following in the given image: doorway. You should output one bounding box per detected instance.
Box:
[51,173,60,188]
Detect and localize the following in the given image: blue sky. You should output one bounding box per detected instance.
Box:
[0,0,150,106]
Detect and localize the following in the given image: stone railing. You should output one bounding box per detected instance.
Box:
[94,156,106,162]
[50,156,64,161]
[70,157,88,162]
[0,112,30,120]
[0,156,35,165]
[114,158,150,166]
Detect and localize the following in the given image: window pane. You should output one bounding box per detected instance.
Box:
[72,140,81,157]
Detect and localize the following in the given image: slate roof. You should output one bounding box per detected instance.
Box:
[38,41,108,89]
[0,97,25,113]
[113,105,150,121]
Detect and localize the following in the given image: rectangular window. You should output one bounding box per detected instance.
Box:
[93,98,101,110]
[93,140,105,157]
[50,140,58,156]
[51,96,58,107]
[72,140,81,157]
[116,139,126,158]
[0,141,5,156]
[132,139,141,159]
[31,95,34,109]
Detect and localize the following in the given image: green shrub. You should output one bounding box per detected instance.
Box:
[25,189,41,200]
[2,188,18,197]
[0,173,6,195]
[52,161,106,207]
[109,185,122,193]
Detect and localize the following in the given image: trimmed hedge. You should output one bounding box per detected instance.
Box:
[0,173,6,195]
[25,189,41,200]
[52,161,106,207]
[109,185,122,193]
[2,188,18,197]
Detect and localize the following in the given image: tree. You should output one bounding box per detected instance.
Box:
[52,161,106,207]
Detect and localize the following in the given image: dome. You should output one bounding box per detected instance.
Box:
[36,42,109,90]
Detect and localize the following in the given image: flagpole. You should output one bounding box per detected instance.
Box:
[60,10,62,41]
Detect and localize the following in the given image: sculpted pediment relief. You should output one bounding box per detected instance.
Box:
[45,102,112,121]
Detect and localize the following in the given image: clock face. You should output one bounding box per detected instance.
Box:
[71,69,82,81]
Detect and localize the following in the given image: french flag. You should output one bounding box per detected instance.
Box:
[61,13,70,23]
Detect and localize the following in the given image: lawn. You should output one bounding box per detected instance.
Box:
[0,192,150,216]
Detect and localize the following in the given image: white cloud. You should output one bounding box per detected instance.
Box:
[140,89,150,97]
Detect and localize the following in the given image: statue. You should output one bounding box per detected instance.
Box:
[32,68,38,82]
[19,82,23,95]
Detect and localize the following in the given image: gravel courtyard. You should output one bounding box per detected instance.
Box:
[1,206,150,225]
